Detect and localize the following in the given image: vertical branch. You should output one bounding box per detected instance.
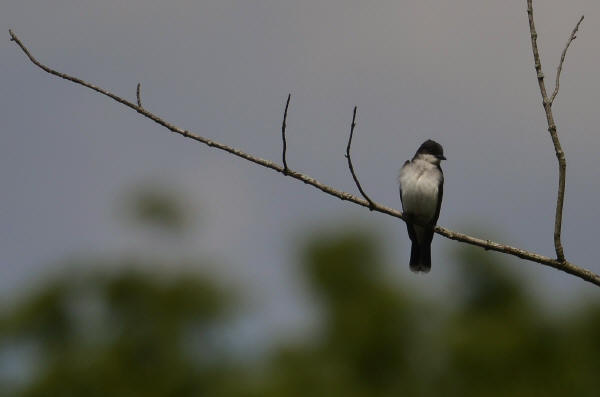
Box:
[345,106,375,210]
[281,93,291,174]
[526,0,582,263]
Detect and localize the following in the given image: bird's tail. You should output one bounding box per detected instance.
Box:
[409,242,431,273]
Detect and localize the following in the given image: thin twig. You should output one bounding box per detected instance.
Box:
[9,29,600,287]
[550,16,584,105]
[281,93,291,174]
[345,106,375,210]
[526,1,580,263]
[136,82,143,108]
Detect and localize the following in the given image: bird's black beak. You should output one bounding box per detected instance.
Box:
[438,155,446,160]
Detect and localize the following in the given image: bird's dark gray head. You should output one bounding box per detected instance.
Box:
[416,139,446,160]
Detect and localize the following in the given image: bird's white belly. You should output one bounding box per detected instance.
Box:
[400,174,439,222]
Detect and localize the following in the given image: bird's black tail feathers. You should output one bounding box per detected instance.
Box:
[409,242,431,273]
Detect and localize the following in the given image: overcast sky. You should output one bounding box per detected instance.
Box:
[2,0,600,344]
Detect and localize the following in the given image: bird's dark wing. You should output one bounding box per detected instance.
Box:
[399,160,410,207]
[399,160,418,244]
[432,174,444,225]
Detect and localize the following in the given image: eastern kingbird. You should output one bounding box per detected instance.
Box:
[398,139,445,273]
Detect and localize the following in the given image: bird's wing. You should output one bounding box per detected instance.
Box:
[398,160,410,207]
[432,172,444,225]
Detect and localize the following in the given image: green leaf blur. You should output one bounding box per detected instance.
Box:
[1,189,599,396]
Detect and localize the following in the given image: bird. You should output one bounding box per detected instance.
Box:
[398,139,445,273]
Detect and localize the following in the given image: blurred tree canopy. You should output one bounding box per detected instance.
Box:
[1,189,599,396]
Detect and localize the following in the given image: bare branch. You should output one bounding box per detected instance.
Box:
[526,1,580,263]
[9,29,600,287]
[345,106,375,210]
[136,82,143,108]
[550,16,584,105]
[281,93,291,174]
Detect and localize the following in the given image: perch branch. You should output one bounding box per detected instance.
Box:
[345,106,375,210]
[9,29,600,287]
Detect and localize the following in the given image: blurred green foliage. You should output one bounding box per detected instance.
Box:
[1,190,599,396]
[119,184,192,235]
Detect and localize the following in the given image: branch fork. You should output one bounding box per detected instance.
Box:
[526,0,583,264]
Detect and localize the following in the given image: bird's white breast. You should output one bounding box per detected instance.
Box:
[399,159,441,223]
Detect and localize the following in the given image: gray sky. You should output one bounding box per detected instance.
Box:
[2,0,600,344]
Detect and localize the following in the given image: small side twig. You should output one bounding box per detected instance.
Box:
[136,82,143,108]
[281,93,291,174]
[345,106,375,210]
[550,15,584,105]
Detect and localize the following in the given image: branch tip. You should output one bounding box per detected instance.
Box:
[281,93,291,173]
[136,82,142,108]
[549,14,584,105]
